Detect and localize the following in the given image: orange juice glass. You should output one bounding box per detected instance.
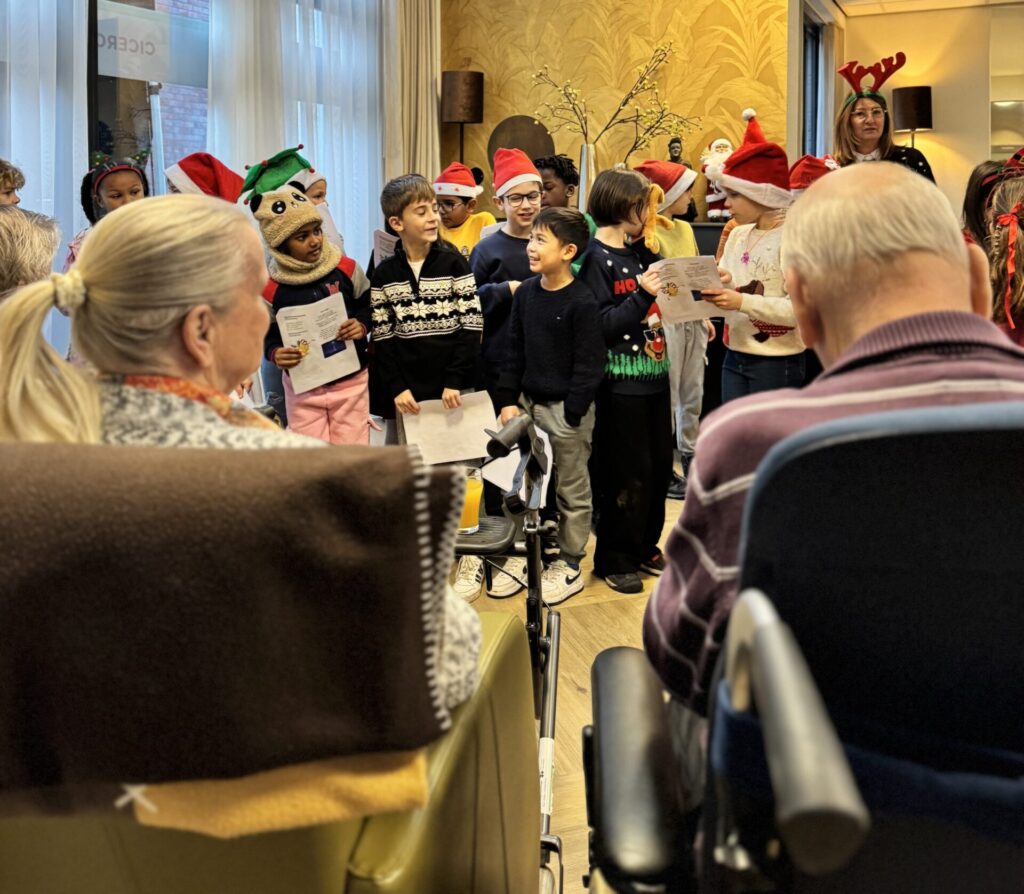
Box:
[459,474,483,534]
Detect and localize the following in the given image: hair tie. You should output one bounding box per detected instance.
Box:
[51,269,87,312]
[996,202,1023,329]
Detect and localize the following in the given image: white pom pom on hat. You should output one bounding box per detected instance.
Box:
[742,108,757,122]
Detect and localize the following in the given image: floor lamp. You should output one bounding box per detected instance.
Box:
[441,71,484,163]
[893,86,932,149]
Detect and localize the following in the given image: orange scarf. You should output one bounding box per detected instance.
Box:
[121,375,280,431]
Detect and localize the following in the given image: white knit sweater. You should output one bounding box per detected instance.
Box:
[719,224,805,357]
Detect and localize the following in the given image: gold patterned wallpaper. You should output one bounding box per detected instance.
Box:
[440,0,789,214]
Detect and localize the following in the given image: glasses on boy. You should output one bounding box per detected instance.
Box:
[503,191,542,208]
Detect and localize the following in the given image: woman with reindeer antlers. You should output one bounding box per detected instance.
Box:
[833,51,935,182]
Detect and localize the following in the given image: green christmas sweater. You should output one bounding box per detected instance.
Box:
[577,237,669,395]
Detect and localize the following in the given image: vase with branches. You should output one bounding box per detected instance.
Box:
[533,43,700,206]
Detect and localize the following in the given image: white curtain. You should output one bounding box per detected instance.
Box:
[382,0,440,183]
[0,0,88,352]
[207,0,286,176]
[209,0,383,265]
[282,0,382,265]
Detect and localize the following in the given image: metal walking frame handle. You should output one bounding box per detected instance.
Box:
[485,417,563,886]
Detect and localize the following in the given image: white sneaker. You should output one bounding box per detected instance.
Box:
[487,556,527,598]
[541,560,584,606]
[452,555,484,603]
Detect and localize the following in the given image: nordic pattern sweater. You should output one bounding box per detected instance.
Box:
[370,240,483,401]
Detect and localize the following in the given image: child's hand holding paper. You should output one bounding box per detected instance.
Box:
[651,256,724,323]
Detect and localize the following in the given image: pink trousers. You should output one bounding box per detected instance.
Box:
[283,368,370,445]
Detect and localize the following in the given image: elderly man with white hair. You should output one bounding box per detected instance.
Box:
[644,161,1024,730]
[0,205,59,301]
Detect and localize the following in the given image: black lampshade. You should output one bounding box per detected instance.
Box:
[441,71,484,124]
[893,86,932,133]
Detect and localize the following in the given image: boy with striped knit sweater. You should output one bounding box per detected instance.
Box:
[370,175,483,425]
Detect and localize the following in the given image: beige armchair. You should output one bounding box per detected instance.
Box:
[0,444,540,893]
[0,613,539,894]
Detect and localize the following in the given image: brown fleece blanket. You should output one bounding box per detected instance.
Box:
[0,443,460,815]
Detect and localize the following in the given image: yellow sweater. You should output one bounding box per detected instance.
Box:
[442,211,497,259]
[655,219,698,259]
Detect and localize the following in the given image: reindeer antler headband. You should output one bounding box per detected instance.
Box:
[838,52,907,108]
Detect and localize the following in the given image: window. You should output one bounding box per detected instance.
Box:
[802,19,823,156]
[800,0,839,158]
[91,0,210,191]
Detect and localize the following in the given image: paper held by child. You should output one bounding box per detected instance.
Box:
[373,229,398,266]
[401,391,496,465]
[481,426,552,506]
[650,256,723,324]
[276,293,361,394]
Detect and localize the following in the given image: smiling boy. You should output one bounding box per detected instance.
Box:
[463,148,546,599]
[496,207,605,605]
[470,148,544,408]
[370,174,483,420]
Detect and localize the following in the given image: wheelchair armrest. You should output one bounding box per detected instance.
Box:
[588,647,688,885]
[726,590,871,875]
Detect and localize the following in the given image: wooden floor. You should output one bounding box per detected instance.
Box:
[470,499,684,893]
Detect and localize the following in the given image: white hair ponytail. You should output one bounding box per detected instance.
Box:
[0,278,101,442]
[0,194,256,444]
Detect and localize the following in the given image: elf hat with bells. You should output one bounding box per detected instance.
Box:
[239,145,315,204]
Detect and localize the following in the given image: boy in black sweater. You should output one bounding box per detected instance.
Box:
[470,148,543,408]
[496,207,605,605]
[370,175,483,424]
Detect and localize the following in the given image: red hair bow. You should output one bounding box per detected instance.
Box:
[996,202,1023,329]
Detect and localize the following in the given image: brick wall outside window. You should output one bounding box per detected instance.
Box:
[154,0,209,171]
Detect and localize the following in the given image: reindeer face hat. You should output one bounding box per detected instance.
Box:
[838,51,906,109]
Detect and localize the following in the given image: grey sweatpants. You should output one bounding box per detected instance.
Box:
[664,320,709,457]
[521,396,595,565]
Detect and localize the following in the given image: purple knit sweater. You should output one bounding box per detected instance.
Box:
[644,311,1024,714]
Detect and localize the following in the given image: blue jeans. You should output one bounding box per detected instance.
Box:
[260,357,288,427]
[721,349,805,404]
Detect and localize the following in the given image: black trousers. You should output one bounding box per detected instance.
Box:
[593,386,673,576]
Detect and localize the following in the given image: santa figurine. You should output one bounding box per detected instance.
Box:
[700,136,735,221]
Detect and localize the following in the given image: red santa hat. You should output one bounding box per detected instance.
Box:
[632,160,699,213]
[492,148,542,198]
[705,109,791,209]
[433,161,483,198]
[789,154,840,192]
[165,152,244,202]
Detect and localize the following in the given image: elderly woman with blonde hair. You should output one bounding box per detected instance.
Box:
[0,205,60,301]
[0,192,480,708]
[0,194,297,447]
